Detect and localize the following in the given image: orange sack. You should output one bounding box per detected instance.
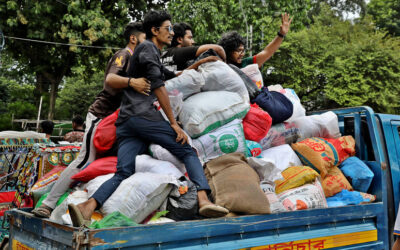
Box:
[291,136,356,178]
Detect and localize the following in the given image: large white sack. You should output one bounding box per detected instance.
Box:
[291,111,341,141]
[259,144,302,172]
[101,172,178,223]
[86,155,184,197]
[136,154,184,178]
[199,61,249,102]
[165,69,204,100]
[179,91,250,138]
[193,119,247,164]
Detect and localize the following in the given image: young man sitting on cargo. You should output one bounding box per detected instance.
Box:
[68,10,229,227]
[32,22,150,218]
[161,22,226,72]
[218,12,292,69]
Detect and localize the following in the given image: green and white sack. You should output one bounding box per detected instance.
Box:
[179,91,250,138]
[193,119,247,164]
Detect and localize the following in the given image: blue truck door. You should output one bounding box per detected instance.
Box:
[389,120,400,216]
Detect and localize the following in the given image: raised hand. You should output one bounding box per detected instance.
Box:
[280,12,293,36]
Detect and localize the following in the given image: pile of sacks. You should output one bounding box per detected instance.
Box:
[30,61,377,227]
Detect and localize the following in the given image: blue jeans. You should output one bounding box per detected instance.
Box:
[91,116,210,207]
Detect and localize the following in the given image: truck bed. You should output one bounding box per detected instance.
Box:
[5,107,391,249]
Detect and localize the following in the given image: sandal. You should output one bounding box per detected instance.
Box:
[199,204,229,218]
[32,205,53,218]
[68,204,91,227]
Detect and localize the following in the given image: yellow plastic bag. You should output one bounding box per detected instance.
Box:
[275,166,320,194]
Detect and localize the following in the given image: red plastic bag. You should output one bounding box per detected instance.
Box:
[71,156,117,182]
[242,103,272,142]
[93,109,119,154]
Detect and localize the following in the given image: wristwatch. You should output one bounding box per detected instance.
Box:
[277,31,285,38]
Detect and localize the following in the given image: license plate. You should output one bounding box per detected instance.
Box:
[12,239,34,250]
[240,229,377,250]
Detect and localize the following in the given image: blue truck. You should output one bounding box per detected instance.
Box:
[3,106,399,249]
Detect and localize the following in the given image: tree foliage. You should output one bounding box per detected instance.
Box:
[266,7,400,113]
[309,0,367,20]
[368,0,400,36]
[168,0,311,54]
[55,71,103,120]
[0,50,36,130]
[0,0,168,120]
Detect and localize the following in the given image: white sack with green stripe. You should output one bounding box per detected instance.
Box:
[179,91,250,138]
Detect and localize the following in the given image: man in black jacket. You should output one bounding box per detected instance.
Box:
[69,10,229,227]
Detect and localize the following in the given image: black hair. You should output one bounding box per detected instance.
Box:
[40,120,54,135]
[171,22,193,47]
[143,10,172,39]
[123,22,144,44]
[72,115,84,126]
[218,31,246,64]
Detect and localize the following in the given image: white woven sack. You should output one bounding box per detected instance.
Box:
[101,172,178,223]
[179,91,250,138]
[165,69,204,100]
[199,61,249,102]
[259,144,302,172]
[193,119,247,164]
[291,111,341,141]
[136,154,184,178]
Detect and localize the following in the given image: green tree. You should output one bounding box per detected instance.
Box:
[266,7,400,113]
[0,0,168,120]
[55,71,103,120]
[368,0,400,36]
[0,50,36,130]
[309,0,367,20]
[168,0,311,54]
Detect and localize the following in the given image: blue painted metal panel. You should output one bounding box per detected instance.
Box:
[87,204,384,249]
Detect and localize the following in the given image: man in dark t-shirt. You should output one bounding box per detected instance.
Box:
[161,22,226,72]
[69,11,229,226]
[32,22,150,218]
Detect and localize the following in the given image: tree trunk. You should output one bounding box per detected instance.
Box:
[48,80,59,120]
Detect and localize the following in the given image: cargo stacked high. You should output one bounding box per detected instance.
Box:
[4,61,395,249]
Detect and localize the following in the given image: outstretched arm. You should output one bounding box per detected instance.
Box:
[195,44,226,62]
[105,73,151,95]
[255,12,292,68]
[154,86,188,144]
